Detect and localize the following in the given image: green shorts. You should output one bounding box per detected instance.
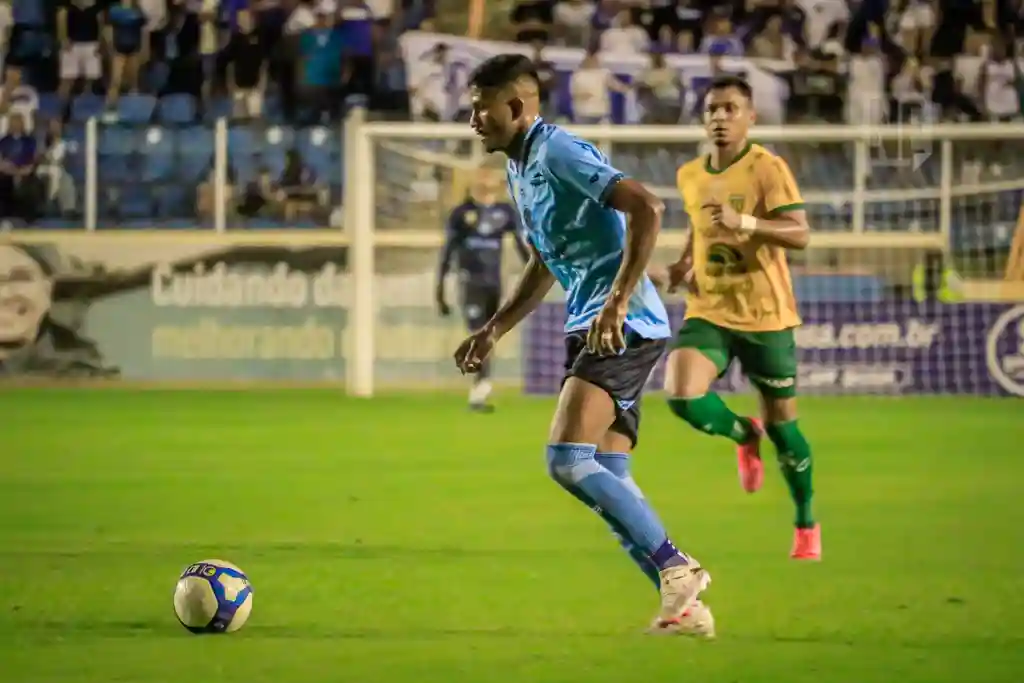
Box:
[671,318,798,398]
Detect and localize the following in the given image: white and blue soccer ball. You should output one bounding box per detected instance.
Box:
[173,559,253,634]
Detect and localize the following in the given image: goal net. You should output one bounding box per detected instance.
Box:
[348,117,1024,399]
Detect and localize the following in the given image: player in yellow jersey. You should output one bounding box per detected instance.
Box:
[662,76,820,560]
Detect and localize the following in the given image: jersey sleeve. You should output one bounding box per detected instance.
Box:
[675,164,692,217]
[761,156,805,216]
[543,135,625,205]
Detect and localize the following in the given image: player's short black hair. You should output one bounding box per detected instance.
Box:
[468,53,540,91]
[707,75,753,100]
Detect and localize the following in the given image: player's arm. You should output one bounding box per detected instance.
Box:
[545,138,663,310]
[486,239,555,338]
[435,206,465,314]
[604,179,664,307]
[749,156,810,250]
[506,207,530,263]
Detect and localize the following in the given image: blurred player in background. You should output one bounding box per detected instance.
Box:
[662,76,820,560]
[453,54,713,636]
[436,170,528,412]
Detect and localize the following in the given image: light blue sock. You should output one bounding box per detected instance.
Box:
[546,443,688,573]
[595,452,662,588]
[555,453,661,588]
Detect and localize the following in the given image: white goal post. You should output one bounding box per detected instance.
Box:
[344,110,1024,398]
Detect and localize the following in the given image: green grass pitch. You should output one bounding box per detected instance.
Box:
[1,389,1022,683]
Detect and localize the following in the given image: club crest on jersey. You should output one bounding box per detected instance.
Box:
[728,195,745,212]
[464,210,477,225]
[705,243,748,277]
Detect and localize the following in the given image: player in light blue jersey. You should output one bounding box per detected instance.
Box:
[452,54,713,636]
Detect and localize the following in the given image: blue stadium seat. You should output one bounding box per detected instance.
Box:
[117,94,157,124]
[204,96,232,122]
[139,127,175,182]
[37,92,63,120]
[70,94,104,122]
[155,185,192,218]
[176,127,215,182]
[159,94,197,124]
[99,126,141,156]
[297,127,336,182]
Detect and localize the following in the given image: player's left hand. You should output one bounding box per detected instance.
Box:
[702,196,742,232]
[587,301,627,356]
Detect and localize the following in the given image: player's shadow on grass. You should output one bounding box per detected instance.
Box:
[14,618,168,637]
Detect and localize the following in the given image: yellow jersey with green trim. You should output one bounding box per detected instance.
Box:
[676,143,804,332]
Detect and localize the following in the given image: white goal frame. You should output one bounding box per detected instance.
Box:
[344,110,1024,397]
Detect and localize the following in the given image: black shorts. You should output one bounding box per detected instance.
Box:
[460,284,500,331]
[562,330,667,448]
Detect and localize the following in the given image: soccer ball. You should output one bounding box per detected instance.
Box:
[173,559,253,634]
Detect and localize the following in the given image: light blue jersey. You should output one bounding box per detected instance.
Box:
[506,119,670,340]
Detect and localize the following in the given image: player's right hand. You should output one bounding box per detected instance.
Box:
[665,259,698,295]
[454,325,497,375]
[435,287,451,317]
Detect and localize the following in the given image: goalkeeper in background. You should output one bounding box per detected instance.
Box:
[437,171,528,412]
[661,75,820,560]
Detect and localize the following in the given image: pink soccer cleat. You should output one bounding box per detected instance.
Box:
[790,524,822,561]
[736,417,765,493]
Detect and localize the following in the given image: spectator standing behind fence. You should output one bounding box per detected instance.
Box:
[511,0,553,43]
[197,0,222,106]
[846,29,887,124]
[337,0,375,102]
[978,38,1021,121]
[225,9,266,120]
[600,9,649,54]
[569,51,630,124]
[749,14,796,61]
[639,0,702,53]
[58,0,105,105]
[636,51,683,123]
[531,42,559,119]
[105,0,149,110]
[553,0,593,47]
[162,5,202,103]
[698,12,743,56]
[299,4,344,123]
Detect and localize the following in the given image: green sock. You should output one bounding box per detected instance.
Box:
[667,393,753,444]
[765,420,815,528]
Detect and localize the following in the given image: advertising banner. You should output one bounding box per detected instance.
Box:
[524,302,1024,397]
[0,236,520,384]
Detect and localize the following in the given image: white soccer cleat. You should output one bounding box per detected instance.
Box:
[647,561,712,634]
[648,599,716,638]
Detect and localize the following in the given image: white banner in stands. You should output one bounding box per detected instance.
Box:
[399,30,791,124]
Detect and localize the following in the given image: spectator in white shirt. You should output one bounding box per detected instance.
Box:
[570,51,630,123]
[409,42,449,121]
[636,51,683,123]
[847,33,887,124]
[749,14,796,62]
[0,67,38,135]
[553,0,594,48]
[599,10,649,54]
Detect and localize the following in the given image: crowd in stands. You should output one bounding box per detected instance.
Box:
[0,0,1019,227]
[504,0,1024,125]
